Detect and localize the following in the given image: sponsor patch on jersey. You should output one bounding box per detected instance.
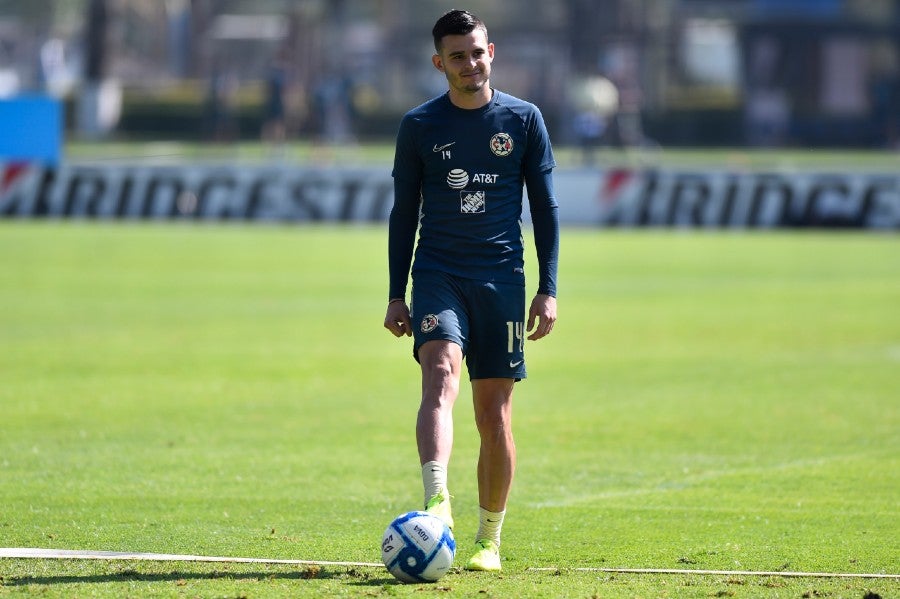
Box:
[447,169,469,189]
[420,314,439,333]
[490,132,513,157]
[447,170,498,189]
[460,190,486,213]
[471,173,498,183]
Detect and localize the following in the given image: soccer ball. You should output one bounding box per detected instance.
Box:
[381,510,456,583]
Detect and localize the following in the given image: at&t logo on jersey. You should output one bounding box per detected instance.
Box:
[446,169,499,189]
[490,133,513,157]
[447,169,469,189]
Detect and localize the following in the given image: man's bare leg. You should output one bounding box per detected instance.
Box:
[466,377,515,571]
[416,340,462,528]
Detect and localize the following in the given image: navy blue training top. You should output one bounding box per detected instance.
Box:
[389,90,559,301]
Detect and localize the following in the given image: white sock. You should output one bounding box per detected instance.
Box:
[421,461,448,505]
[475,507,505,546]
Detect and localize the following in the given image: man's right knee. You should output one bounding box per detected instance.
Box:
[419,340,463,399]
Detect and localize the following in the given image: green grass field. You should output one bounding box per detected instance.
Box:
[0,223,897,598]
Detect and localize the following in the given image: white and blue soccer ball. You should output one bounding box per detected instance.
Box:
[381,510,456,583]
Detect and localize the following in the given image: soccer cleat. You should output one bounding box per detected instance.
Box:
[464,539,501,572]
[424,488,454,530]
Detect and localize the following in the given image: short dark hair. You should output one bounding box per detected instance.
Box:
[432,9,488,52]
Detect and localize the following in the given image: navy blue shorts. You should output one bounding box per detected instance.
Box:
[410,270,526,380]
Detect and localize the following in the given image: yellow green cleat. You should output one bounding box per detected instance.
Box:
[464,539,501,572]
[424,488,454,530]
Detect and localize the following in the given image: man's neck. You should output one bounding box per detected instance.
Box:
[448,87,493,110]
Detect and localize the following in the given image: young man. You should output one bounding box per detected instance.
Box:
[383,9,559,572]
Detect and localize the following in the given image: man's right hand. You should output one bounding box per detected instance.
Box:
[384,300,412,337]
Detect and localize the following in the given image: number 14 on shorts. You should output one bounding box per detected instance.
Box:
[506,321,524,353]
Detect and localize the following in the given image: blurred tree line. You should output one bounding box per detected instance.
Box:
[0,0,897,148]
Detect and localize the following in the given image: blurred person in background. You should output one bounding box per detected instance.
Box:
[204,58,238,142]
[262,46,289,151]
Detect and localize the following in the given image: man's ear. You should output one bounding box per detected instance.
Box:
[432,54,444,72]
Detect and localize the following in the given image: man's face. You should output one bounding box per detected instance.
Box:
[433,29,494,96]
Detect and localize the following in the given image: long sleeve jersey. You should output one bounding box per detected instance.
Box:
[389,90,559,301]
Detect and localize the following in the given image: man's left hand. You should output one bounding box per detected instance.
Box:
[526,294,557,341]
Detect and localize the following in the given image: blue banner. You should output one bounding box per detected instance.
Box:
[0,95,62,165]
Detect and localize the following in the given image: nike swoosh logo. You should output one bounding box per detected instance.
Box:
[433,142,456,152]
[509,360,523,368]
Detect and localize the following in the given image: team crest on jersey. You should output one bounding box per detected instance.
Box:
[420,314,439,333]
[460,190,486,213]
[447,168,469,189]
[490,132,513,157]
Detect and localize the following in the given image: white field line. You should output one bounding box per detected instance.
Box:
[529,452,893,509]
[1,548,897,579]
[0,548,382,568]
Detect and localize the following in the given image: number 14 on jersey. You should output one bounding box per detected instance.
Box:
[506,321,524,354]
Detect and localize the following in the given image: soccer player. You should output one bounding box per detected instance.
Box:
[383,9,559,572]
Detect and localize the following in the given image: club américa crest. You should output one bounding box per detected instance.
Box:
[490,133,513,157]
[420,314,439,333]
